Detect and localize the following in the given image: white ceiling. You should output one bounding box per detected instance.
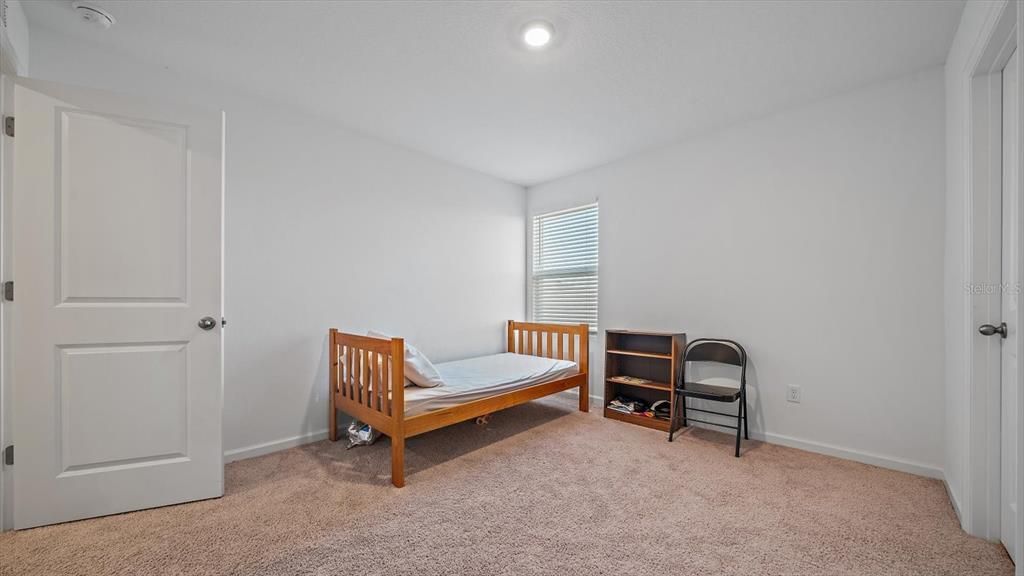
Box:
[24,1,964,186]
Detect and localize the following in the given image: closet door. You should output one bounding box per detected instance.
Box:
[9,76,224,528]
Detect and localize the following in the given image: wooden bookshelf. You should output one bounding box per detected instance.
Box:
[604,329,686,433]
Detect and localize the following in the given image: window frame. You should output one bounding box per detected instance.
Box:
[529,202,599,332]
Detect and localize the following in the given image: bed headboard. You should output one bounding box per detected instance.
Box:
[506,321,589,374]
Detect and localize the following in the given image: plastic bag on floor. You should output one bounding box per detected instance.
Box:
[346,420,381,449]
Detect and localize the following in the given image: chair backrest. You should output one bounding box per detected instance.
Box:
[684,339,746,366]
[682,338,747,391]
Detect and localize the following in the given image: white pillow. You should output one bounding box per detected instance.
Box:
[367,331,444,388]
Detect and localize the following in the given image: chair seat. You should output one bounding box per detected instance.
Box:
[676,381,741,401]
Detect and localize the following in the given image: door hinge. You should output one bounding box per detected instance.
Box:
[3,445,12,466]
[3,116,13,137]
[2,281,12,302]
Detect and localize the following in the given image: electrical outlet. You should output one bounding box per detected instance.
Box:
[787,385,801,403]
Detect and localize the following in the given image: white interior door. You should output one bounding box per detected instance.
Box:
[10,77,224,529]
[1002,47,1020,564]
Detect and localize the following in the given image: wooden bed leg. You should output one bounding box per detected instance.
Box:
[391,435,405,488]
[329,403,338,442]
[579,379,590,413]
[329,329,339,441]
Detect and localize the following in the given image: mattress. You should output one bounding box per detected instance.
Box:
[403,352,579,416]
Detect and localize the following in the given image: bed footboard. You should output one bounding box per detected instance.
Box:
[328,329,407,486]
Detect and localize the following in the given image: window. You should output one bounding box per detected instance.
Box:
[531,203,598,329]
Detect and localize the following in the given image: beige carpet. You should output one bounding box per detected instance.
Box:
[0,395,1013,576]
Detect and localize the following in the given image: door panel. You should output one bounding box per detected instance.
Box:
[59,110,189,303]
[11,77,223,529]
[58,342,189,473]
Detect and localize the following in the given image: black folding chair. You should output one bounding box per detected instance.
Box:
[668,338,748,457]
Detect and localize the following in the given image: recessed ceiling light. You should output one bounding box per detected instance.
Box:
[522,21,554,49]
[72,1,116,29]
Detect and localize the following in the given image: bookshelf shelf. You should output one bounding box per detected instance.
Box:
[606,349,672,360]
[604,408,672,431]
[605,376,671,391]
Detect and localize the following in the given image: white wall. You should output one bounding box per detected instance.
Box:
[529,67,947,476]
[27,27,526,456]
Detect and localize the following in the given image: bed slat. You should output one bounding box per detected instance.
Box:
[372,351,381,411]
[341,345,347,399]
[352,348,358,403]
[368,351,375,409]
[369,351,375,409]
[355,349,362,405]
[348,345,356,400]
[366,351,374,409]
[382,354,391,416]
[356,349,363,406]
[380,352,385,410]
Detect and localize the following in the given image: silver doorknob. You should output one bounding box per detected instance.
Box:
[198,316,217,331]
[979,322,1007,338]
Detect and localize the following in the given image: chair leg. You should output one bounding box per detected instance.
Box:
[681,396,688,427]
[734,399,742,458]
[742,392,749,440]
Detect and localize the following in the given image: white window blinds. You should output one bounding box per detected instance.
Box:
[531,203,598,329]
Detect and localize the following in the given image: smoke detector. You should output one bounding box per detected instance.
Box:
[72,2,115,29]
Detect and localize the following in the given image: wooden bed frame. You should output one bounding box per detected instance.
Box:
[328,321,589,487]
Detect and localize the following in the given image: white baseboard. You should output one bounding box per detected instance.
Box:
[222,408,943,483]
[223,429,328,463]
[558,388,603,411]
[223,390,599,465]
[746,429,943,479]
[597,391,942,479]
[943,474,964,523]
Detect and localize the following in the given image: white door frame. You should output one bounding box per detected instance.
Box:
[958,1,1024,569]
[0,7,18,533]
[0,69,17,532]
